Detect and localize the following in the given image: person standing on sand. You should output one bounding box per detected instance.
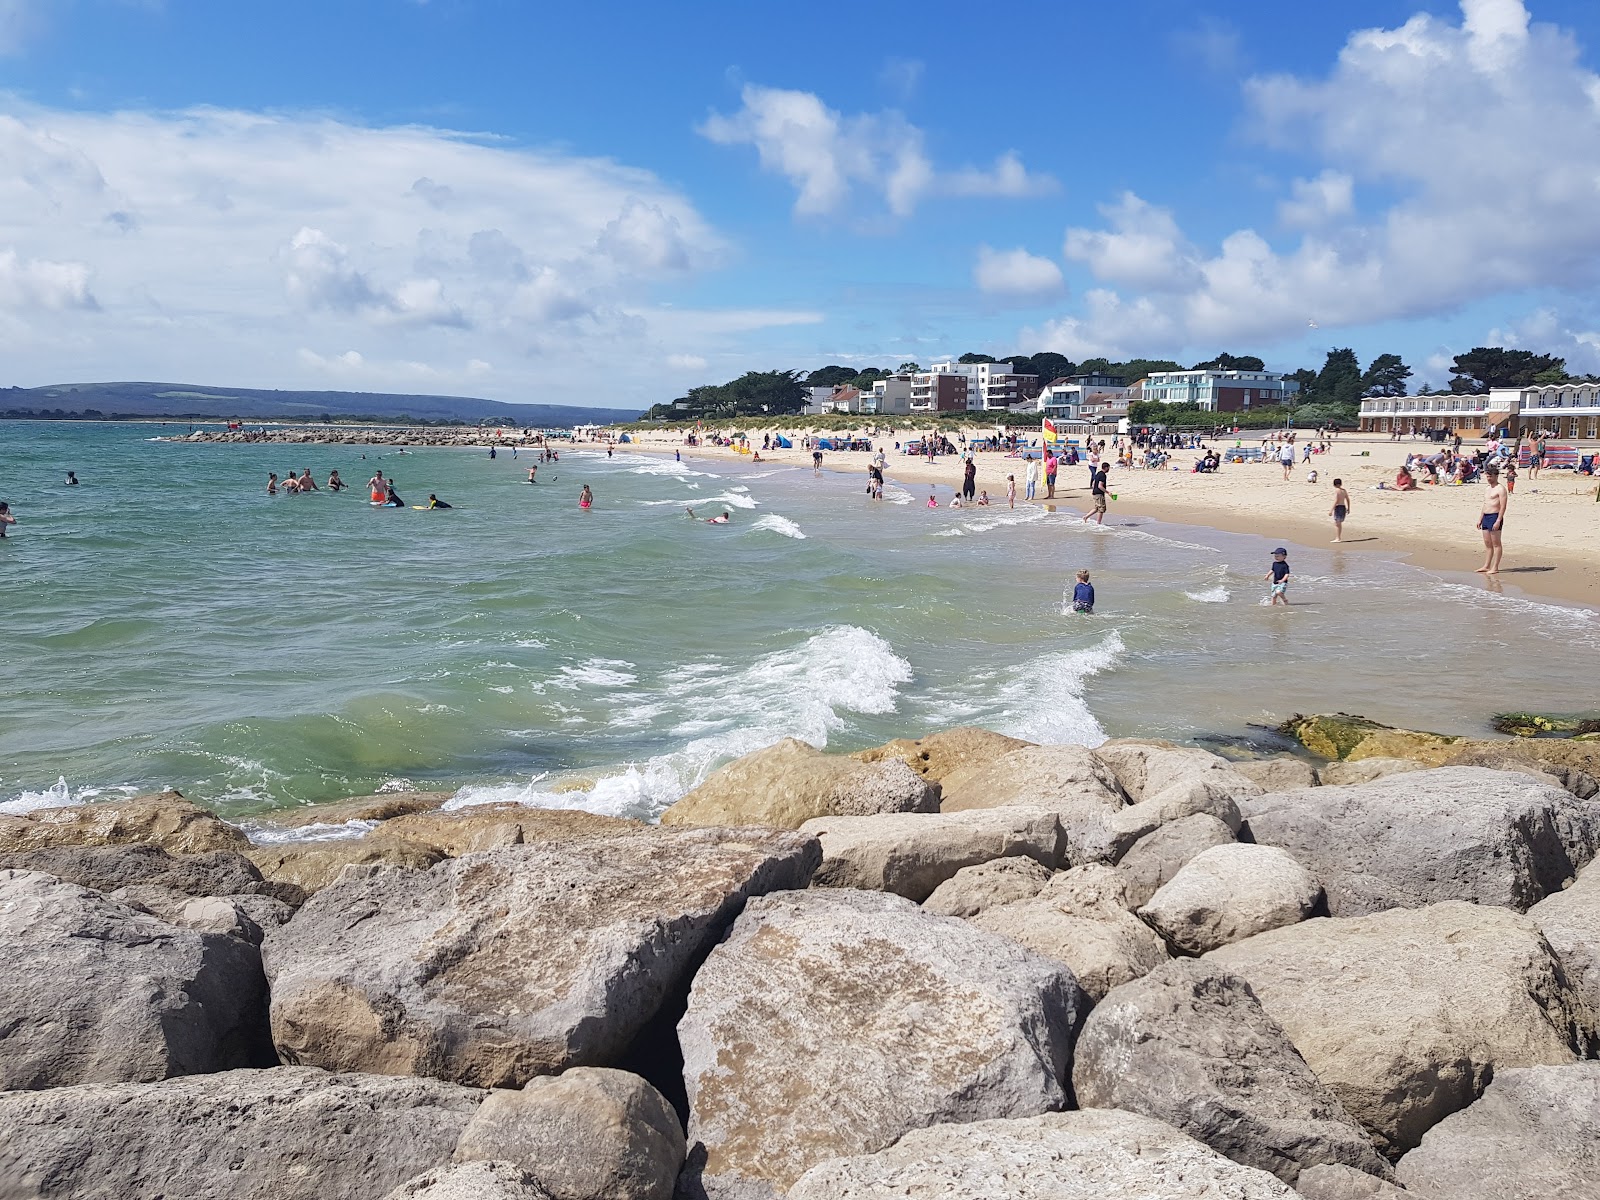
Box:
[1279,441,1295,480]
[1330,478,1351,542]
[1477,464,1508,575]
[1024,454,1038,501]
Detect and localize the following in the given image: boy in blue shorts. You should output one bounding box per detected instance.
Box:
[1265,547,1292,605]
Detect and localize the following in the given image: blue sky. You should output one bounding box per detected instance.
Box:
[3,0,1600,405]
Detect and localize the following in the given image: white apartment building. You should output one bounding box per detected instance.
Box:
[1359,384,1600,439]
[923,360,1039,411]
[1037,373,1131,420]
[1142,369,1298,412]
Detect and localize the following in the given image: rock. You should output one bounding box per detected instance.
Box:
[1239,767,1600,916]
[247,837,445,893]
[1141,844,1323,955]
[1394,1062,1600,1199]
[0,842,269,897]
[264,828,820,1087]
[1295,1164,1412,1199]
[1316,757,1429,786]
[1280,714,1457,764]
[935,743,1125,813]
[0,869,273,1089]
[0,790,249,855]
[660,738,938,829]
[1094,740,1265,804]
[386,1161,555,1200]
[1528,862,1600,1037]
[853,727,1034,783]
[786,1109,1297,1199]
[114,885,269,943]
[970,864,1169,1001]
[266,790,457,828]
[376,804,645,857]
[453,1067,683,1200]
[1102,781,1245,862]
[1115,813,1238,907]
[922,856,1052,917]
[678,888,1082,1195]
[1208,901,1586,1155]
[1441,739,1600,799]
[801,808,1065,901]
[1072,959,1390,1184]
[1233,757,1320,792]
[0,1066,485,1200]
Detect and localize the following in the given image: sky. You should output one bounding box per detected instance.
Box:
[4,0,1600,407]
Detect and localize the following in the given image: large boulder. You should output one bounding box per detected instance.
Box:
[971,864,1170,1001]
[1280,714,1458,764]
[0,869,273,1089]
[386,1162,554,1200]
[1394,1061,1600,1199]
[1295,1164,1412,1199]
[853,727,1033,784]
[372,804,645,857]
[1232,757,1319,792]
[264,828,819,1087]
[265,790,456,828]
[1317,757,1428,787]
[453,1067,683,1200]
[1239,767,1600,916]
[0,1066,485,1200]
[678,888,1083,1196]
[1528,861,1600,1036]
[1140,844,1323,955]
[801,808,1065,901]
[1114,813,1237,908]
[0,842,270,897]
[1072,959,1390,1184]
[935,743,1125,813]
[786,1109,1297,1199]
[1093,740,1265,805]
[922,856,1051,918]
[0,790,249,855]
[247,838,445,894]
[660,739,938,829]
[1208,901,1587,1155]
[1442,738,1600,799]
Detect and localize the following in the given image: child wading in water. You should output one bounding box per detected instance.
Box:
[1264,547,1292,605]
[1071,569,1095,614]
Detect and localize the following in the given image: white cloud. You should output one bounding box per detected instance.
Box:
[0,101,815,406]
[974,245,1063,297]
[1033,1,1600,358]
[666,353,708,371]
[700,85,1055,219]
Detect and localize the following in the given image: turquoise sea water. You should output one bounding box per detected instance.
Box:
[3,420,1597,826]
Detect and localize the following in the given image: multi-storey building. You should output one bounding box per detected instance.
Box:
[1358,385,1600,439]
[1141,369,1298,412]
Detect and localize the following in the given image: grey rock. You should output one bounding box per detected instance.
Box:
[801,808,1065,901]
[1316,757,1428,787]
[115,886,267,943]
[454,1067,684,1200]
[0,841,268,896]
[1140,844,1323,955]
[264,828,819,1087]
[1072,959,1390,1184]
[1091,780,1246,867]
[936,743,1126,813]
[0,868,273,1089]
[1527,860,1600,1039]
[971,864,1170,1001]
[247,838,444,895]
[0,1066,485,1200]
[1395,1061,1600,1199]
[922,856,1052,917]
[1209,901,1586,1155]
[1295,1164,1412,1199]
[1240,767,1600,916]
[0,790,250,855]
[786,1109,1297,1199]
[1115,813,1238,908]
[1094,740,1265,805]
[1233,757,1320,792]
[386,1161,555,1200]
[678,888,1082,1195]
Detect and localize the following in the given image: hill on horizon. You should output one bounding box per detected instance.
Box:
[0,381,643,427]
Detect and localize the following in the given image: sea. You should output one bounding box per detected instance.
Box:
[2,420,1597,830]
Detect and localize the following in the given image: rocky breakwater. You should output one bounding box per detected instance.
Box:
[1,716,1598,1198]
[171,427,560,448]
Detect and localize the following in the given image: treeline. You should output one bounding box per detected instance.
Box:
[649,345,1596,424]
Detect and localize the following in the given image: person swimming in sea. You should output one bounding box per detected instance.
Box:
[526,466,538,483]
[1071,569,1095,614]
[297,469,319,492]
[327,470,346,492]
[578,485,593,510]
[686,507,731,524]
[65,471,78,486]
[427,494,452,509]
[267,473,279,495]
[368,470,387,502]
[384,481,405,507]
[0,501,15,537]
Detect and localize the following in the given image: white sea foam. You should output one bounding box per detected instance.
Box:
[0,777,145,815]
[1086,525,1219,554]
[244,817,381,845]
[752,514,806,539]
[1184,586,1231,603]
[991,631,1124,745]
[884,486,914,505]
[704,491,759,509]
[447,625,913,821]
[553,659,638,688]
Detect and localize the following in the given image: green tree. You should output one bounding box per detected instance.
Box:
[1315,348,1364,408]
[1005,351,1075,382]
[958,352,996,364]
[1448,347,1568,393]
[897,361,923,374]
[804,365,858,388]
[1360,353,1412,397]
[1289,368,1319,401]
[1190,352,1266,372]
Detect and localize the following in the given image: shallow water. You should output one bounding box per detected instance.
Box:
[2,421,1596,826]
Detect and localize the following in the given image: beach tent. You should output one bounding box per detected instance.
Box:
[775,435,792,448]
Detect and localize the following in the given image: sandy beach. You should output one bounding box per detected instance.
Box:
[625,428,1600,607]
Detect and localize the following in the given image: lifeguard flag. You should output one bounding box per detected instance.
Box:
[1043,417,1059,444]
